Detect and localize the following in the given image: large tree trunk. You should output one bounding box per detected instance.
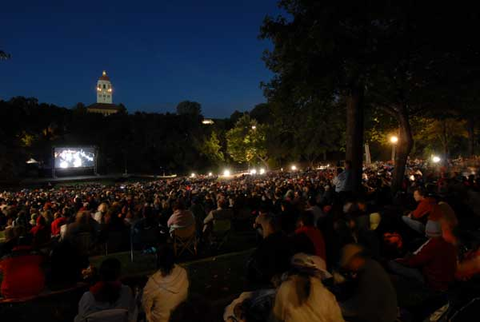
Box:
[392,106,413,193]
[468,116,475,157]
[345,85,364,193]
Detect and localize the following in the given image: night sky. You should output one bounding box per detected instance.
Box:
[0,1,280,118]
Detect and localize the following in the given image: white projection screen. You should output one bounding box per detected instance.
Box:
[53,147,96,169]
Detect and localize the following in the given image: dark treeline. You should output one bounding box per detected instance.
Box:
[0,98,222,179]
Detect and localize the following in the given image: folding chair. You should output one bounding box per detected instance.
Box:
[172,224,198,257]
[211,219,231,250]
[75,232,94,256]
[85,308,129,322]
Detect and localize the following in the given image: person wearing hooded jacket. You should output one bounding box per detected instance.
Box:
[142,244,189,322]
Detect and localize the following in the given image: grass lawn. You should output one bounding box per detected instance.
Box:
[0,231,258,322]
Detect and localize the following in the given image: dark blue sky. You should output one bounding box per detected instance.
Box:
[0,0,281,118]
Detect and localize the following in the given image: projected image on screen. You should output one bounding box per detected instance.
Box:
[54,147,95,169]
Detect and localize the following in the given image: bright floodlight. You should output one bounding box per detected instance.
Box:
[223,169,231,177]
[208,172,213,177]
[291,165,297,171]
[250,169,257,175]
[432,156,441,163]
[190,173,196,178]
[259,168,266,175]
[251,125,257,130]
[390,136,399,144]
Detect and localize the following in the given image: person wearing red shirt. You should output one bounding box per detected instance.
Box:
[294,211,326,261]
[51,212,67,236]
[402,187,438,234]
[389,220,457,292]
[0,241,45,299]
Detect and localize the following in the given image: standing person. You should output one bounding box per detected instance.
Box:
[339,244,397,322]
[333,161,353,202]
[142,245,189,322]
[75,258,134,322]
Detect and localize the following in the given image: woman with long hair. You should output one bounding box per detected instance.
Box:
[142,244,189,322]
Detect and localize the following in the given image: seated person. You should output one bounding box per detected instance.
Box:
[167,200,195,233]
[75,258,134,322]
[247,214,293,285]
[402,187,438,234]
[293,211,326,261]
[65,211,99,243]
[51,211,67,237]
[339,244,397,322]
[203,198,233,233]
[131,205,162,249]
[270,253,343,322]
[389,220,457,293]
[49,240,90,290]
[30,215,51,248]
[142,244,189,322]
[0,236,45,299]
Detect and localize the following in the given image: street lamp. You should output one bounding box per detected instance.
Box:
[390,136,398,163]
[251,125,256,130]
[223,169,231,177]
[432,156,441,163]
[291,165,297,171]
[259,168,266,175]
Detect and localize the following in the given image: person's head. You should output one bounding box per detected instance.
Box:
[340,244,367,272]
[95,258,122,304]
[256,213,279,238]
[344,160,352,170]
[307,198,316,208]
[297,211,315,228]
[425,220,442,239]
[156,244,175,276]
[99,258,122,282]
[357,199,367,212]
[413,187,427,202]
[217,198,228,210]
[173,199,186,211]
[75,211,91,225]
[98,203,108,214]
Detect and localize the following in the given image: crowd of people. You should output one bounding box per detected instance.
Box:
[1,160,480,321]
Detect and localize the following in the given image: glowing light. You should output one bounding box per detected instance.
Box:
[390,136,399,144]
[190,173,196,178]
[259,168,266,175]
[202,119,214,125]
[108,88,112,92]
[251,125,256,130]
[250,169,257,175]
[432,156,441,163]
[291,165,297,171]
[223,169,231,177]
[102,70,107,76]
[208,172,213,177]
[409,175,415,181]
[60,161,68,169]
